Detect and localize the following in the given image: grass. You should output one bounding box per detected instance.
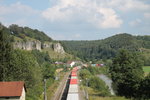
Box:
[143,66,150,76]
[143,66,150,73]
[89,96,129,100]
[47,72,66,100]
[43,48,74,59]
[80,85,129,100]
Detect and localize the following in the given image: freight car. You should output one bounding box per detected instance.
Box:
[67,67,79,100]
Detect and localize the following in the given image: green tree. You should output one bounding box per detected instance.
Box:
[88,76,110,96]
[79,69,92,80]
[42,63,56,79]
[109,49,144,98]
[0,25,13,81]
[11,50,43,100]
[138,74,150,100]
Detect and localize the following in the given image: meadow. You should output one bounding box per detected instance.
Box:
[143,66,150,76]
[143,66,150,73]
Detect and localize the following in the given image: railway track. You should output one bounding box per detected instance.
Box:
[52,72,70,100]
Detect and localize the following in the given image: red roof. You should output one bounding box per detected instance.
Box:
[0,81,25,97]
[70,79,77,84]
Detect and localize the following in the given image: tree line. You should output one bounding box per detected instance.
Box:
[9,24,52,43]
[61,33,150,65]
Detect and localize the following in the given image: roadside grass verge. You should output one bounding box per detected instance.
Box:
[143,66,150,72]
[47,72,66,100]
[80,85,129,100]
[143,66,150,76]
[89,96,129,100]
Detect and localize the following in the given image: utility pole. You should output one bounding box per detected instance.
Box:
[44,79,47,100]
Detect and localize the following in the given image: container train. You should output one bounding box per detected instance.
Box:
[67,67,79,100]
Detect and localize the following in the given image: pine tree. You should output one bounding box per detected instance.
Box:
[0,24,13,81]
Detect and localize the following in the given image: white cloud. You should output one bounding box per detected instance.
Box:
[108,0,150,12]
[125,0,150,11]
[0,2,40,26]
[0,2,39,15]
[92,8,123,28]
[42,0,123,29]
[42,6,73,22]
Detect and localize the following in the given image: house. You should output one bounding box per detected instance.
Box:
[67,61,76,67]
[55,61,64,65]
[0,81,26,100]
[91,64,104,67]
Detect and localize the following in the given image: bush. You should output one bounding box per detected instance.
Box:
[87,67,100,75]
[79,69,92,80]
[137,74,150,100]
[88,76,110,96]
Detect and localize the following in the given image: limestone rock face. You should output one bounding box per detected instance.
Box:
[53,43,65,54]
[13,40,65,54]
[13,40,41,51]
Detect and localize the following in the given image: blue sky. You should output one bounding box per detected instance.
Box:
[0,0,150,40]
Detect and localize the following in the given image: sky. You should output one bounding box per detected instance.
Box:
[0,0,150,40]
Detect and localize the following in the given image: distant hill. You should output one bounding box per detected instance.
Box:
[0,23,76,60]
[1,23,149,63]
[9,24,52,42]
[61,33,150,62]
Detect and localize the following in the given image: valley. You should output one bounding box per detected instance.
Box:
[0,23,150,100]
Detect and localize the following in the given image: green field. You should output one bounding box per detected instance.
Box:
[143,66,150,73]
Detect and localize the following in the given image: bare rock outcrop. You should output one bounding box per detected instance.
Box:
[13,40,41,51]
[13,39,65,54]
[53,43,65,54]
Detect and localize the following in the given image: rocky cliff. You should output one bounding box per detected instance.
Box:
[53,43,65,54]
[43,42,65,54]
[13,40,42,51]
[13,38,65,54]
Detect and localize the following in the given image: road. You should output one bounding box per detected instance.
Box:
[51,72,70,100]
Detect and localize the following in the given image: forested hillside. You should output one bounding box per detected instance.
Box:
[61,33,150,65]
[0,24,57,99]
[9,24,52,42]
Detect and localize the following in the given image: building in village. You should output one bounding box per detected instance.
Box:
[67,61,76,67]
[91,64,104,67]
[0,81,26,100]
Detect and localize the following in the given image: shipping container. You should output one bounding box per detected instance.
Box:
[71,73,77,76]
[70,79,77,84]
[71,71,77,74]
[71,76,77,79]
[67,93,79,100]
[68,84,78,93]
